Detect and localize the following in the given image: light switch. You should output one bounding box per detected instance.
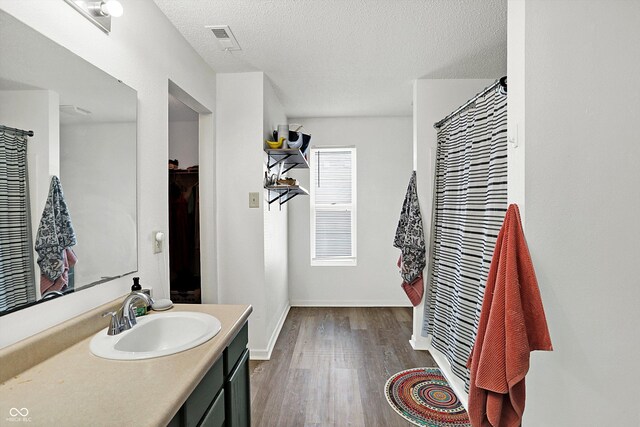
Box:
[249,192,260,208]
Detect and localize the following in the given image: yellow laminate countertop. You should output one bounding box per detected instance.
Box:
[0,303,252,426]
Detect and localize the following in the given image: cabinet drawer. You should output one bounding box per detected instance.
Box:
[223,322,248,376]
[183,356,224,427]
[198,389,225,427]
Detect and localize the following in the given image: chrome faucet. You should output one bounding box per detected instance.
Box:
[102,291,154,336]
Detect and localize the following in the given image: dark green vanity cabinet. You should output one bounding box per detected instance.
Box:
[223,323,250,427]
[168,323,250,427]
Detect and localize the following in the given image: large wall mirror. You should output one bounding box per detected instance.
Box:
[0,10,137,315]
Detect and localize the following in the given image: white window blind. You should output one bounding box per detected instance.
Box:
[310,147,356,266]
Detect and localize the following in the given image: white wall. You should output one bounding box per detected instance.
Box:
[0,89,60,298]
[168,120,199,169]
[216,73,267,350]
[411,78,495,406]
[512,1,640,425]
[506,0,525,219]
[60,122,137,286]
[287,116,412,306]
[216,72,265,354]
[262,76,290,356]
[0,0,217,348]
[216,72,289,359]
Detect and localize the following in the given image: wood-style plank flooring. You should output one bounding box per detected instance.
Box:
[249,307,436,427]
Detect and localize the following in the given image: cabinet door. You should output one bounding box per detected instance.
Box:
[199,389,225,427]
[224,348,250,427]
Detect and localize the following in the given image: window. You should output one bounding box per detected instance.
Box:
[310,147,356,266]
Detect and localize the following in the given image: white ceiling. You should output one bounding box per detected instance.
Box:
[153,0,507,118]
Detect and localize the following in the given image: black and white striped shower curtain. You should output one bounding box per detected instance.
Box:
[422,87,507,390]
[0,131,35,311]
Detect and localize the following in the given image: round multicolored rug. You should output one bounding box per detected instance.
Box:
[384,367,470,427]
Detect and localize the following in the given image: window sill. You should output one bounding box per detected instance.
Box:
[311,258,357,267]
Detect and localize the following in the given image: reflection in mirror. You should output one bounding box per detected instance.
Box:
[0,10,137,315]
[0,126,35,311]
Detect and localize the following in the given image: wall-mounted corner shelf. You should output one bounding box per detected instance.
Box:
[264,148,309,173]
[263,147,309,208]
[264,185,309,206]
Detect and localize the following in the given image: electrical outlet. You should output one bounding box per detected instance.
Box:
[153,231,164,254]
[249,192,260,208]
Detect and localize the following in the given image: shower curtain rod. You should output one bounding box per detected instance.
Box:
[0,124,34,137]
[433,76,507,129]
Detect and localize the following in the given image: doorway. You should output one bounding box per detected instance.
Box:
[168,92,200,303]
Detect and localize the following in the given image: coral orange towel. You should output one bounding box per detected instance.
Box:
[467,204,552,427]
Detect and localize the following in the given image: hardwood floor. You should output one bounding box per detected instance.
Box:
[249,307,436,427]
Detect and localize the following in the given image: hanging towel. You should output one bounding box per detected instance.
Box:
[35,176,77,291]
[40,248,77,295]
[393,171,426,306]
[398,256,424,306]
[467,204,552,427]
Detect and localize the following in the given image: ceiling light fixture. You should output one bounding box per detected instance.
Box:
[63,0,124,34]
[96,0,123,17]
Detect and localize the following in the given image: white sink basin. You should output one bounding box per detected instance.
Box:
[90,311,221,360]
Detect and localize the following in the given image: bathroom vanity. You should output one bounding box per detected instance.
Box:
[168,322,250,427]
[0,301,252,426]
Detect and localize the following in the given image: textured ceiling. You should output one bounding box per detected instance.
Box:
[154,0,507,117]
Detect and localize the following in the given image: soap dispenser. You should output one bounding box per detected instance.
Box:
[130,277,147,316]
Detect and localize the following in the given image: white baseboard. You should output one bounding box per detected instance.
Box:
[290,300,411,307]
[409,334,429,351]
[249,303,290,360]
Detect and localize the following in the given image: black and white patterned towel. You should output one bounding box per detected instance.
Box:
[393,171,426,283]
[35,176,76,281]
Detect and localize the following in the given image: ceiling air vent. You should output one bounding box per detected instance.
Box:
[205,25,241,51]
